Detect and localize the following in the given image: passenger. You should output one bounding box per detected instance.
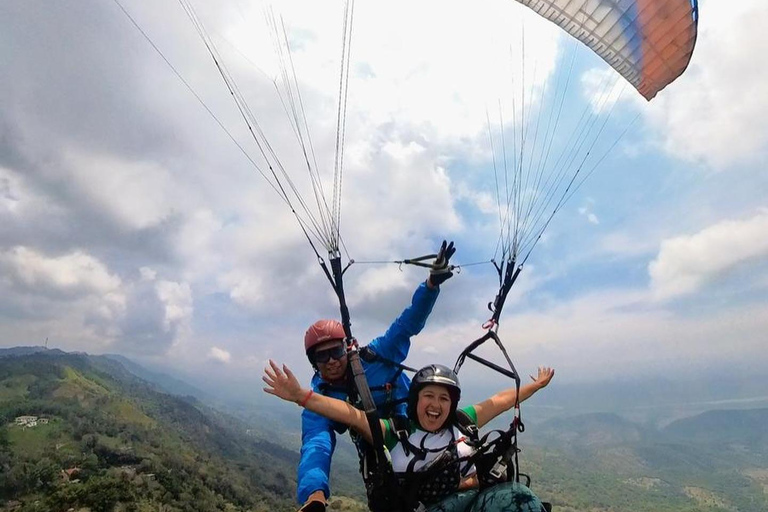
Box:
[297,241,456,511]
[264,361,554,512]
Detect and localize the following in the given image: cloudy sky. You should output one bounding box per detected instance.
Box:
[1,0,766,399]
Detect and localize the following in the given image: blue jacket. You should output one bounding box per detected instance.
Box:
[297,281,439,503]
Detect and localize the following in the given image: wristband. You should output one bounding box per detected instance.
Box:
[298,389,314,407]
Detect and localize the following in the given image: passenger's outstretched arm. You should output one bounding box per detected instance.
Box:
[263,360,385,444]
[473,366,555,429]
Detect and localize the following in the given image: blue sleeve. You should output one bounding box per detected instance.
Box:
[368,281,439,364]
[297,406,336,504]
[297,376,340,503]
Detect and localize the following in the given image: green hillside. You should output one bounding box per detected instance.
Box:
[523,410,768,512]
[0,352,302,512]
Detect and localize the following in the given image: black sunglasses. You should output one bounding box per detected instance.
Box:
[313,345,347,364]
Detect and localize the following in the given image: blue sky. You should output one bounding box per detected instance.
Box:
[1,0,766,399]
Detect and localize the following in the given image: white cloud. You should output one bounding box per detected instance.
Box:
[340,144,462,254]
[0,247,127,351]
[347,266,410,306]
[94,292,128,322]
[155,280,193,332]
[0,251,194,355]
[578,206,600,226]
[582,67,638,115]
[1,168,23,215]
[226,0,561,156]
[645,0,768,169]
[241,355,262,368]
[208,346,231,363]
[445,288,768,386]
[649,209,768,299]
[456,182,497,216]
[421,345,439,355]
[139,267,157,281]
[173,210,223,280]
[342,0,559,143]
[0,246,121,295]
[61,149,181,230]
[595,231,657,259]
[227,272,264,309]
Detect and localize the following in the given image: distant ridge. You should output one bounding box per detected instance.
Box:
[662,407,768,447]
[0,347,208,400]
[102,353,209,400]
[0,346,65,357]
[532,412,647,447]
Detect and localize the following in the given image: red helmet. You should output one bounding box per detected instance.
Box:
[304,320,346,354]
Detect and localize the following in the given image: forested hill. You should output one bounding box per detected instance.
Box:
[0,351,301,511]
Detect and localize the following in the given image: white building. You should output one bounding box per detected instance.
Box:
[14,416,38,426]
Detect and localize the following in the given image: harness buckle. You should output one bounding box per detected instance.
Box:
[489,458,507,480]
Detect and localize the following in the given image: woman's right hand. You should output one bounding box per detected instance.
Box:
[263,360,304,403]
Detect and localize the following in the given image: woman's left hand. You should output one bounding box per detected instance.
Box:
[458,474,479,490]
[263,360,304,403]
[530,366,555,389]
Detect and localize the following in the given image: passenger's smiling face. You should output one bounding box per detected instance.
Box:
[416,384,453,432]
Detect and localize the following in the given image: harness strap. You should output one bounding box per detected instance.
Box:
[455,409,480,441]
[388,414,411,457]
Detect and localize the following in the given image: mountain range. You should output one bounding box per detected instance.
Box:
[1,346,766,512]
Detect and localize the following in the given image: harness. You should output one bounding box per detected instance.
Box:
[393,413,474,508]
[359,411,481,512]
[359,326,542,512]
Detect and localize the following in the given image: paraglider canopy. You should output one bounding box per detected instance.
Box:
[515,0,699,100]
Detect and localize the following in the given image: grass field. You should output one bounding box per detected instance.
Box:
[7,419,78,459]
[105,399,156,428]
[0,374,36,402]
